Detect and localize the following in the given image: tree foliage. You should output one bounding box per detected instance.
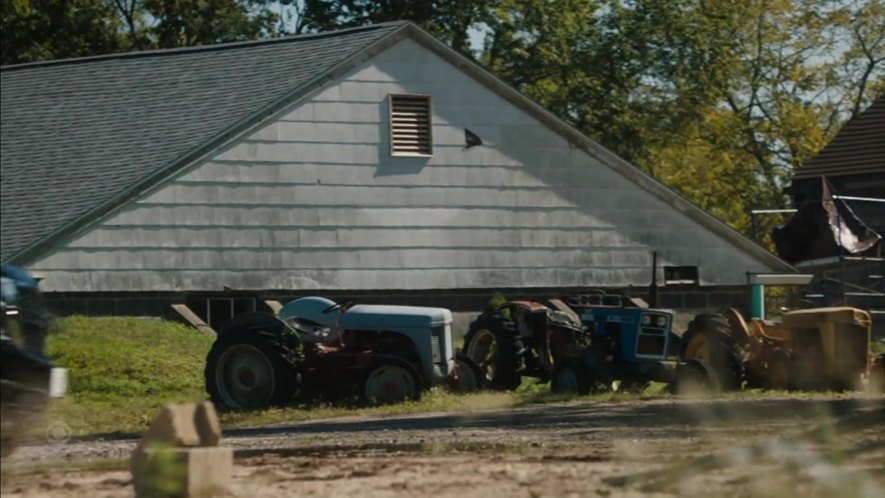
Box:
[1,0,121,64]
[116,0,279,50]
[1,0,279,64]
[300,0,493,55]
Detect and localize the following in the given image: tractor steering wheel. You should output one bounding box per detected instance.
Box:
[322,300,355,314]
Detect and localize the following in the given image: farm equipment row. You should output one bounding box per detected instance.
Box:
[461,291,885,396]
[205,288,883,412]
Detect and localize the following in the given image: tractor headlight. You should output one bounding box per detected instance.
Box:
[641,315,651,326]
[655,316,667,327]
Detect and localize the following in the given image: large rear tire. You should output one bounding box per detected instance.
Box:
[681,313,745,391]
[463,312,526,390]
[205,328,299,410]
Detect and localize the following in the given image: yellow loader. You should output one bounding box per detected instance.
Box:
[677,306,883,392]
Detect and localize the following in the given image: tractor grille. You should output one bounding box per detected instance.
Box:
[637,330,666,356]
[430,335,442,363]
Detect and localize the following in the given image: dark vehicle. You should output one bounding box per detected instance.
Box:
[1,264,62,458]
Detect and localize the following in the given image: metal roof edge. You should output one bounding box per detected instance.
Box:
[0,22,408,71]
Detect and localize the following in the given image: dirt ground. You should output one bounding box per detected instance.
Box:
[3,396,884,497]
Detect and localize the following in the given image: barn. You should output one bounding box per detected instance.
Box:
[0,22,794,330]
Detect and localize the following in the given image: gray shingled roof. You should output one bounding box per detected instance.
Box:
[793,95,885,180]
[0,22,405,261]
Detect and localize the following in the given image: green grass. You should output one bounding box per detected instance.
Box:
[43,316,884,437]
[46,316,215,435]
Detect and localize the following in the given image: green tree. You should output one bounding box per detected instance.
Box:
[112,0,279,50]
[301,0,495,56]
[647,0,884,242]
[1,0,121,64]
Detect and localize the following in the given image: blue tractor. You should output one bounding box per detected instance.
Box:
[462,291,682,394]
[551,293,681,393]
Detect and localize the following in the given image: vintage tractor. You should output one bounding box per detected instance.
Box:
[1,264,66,459]
[462,299,582,390]
[462,291,681,394]
[677,306,882,392]
[205,297,480,410]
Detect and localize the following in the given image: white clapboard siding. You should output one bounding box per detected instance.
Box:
[31,38,776,292]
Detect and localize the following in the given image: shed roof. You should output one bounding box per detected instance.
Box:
[0,22,405,261]
[793,95,885,180]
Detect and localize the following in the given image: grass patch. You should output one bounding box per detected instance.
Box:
[46,316,215,435]
[44,316,883,436]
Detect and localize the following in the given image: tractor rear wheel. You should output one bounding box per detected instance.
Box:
[205,329,299,410]
[681,313,745,391]
[360,357,421,406]
[463,312,526,390]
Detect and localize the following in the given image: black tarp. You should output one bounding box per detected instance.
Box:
[772,177,882,264]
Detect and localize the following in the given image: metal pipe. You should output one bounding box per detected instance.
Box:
[832,195,885,203]
[750,209,798,214]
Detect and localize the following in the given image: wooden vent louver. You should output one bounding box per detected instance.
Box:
[389,94,432,156]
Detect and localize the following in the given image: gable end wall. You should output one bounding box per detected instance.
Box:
[30,39,777,292]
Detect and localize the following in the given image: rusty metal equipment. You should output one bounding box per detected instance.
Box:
[679,306,877,391]
[462,300,585,390]
[462,292,681,393]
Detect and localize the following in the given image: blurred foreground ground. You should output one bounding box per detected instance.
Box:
[3,396,883,497]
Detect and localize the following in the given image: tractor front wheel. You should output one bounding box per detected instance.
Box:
[448,353,484,393]
[550,359,592,395]
[360,358,421,406]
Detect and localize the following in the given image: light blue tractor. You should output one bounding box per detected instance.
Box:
[205,297,481,410]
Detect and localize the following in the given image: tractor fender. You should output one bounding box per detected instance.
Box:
[217,311,286,337]
[717,307,752,347]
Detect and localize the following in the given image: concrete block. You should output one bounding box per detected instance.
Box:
[141,401,222,448]
[132,402,229,497]
[194,402,221,448]
[131,446,233,498]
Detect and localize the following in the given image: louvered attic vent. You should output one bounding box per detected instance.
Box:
[389,94,432,156]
